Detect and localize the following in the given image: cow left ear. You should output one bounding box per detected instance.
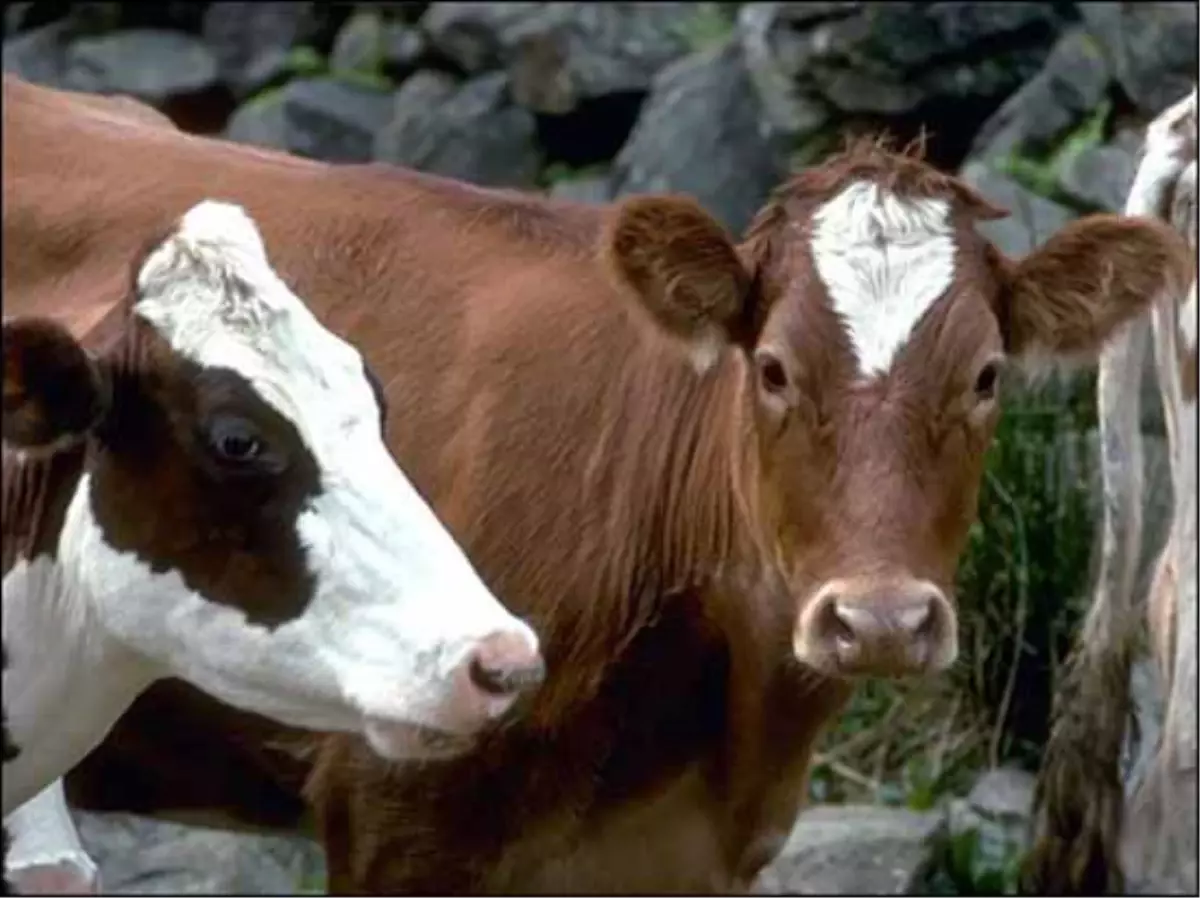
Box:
[3,317,109,451]
[601,195,759,371]
[1001,215,1194,366]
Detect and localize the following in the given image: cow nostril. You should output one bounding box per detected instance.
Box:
[467,654,546,697]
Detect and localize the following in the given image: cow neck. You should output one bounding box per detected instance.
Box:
[531,348,770,726]
[1,335,158,815]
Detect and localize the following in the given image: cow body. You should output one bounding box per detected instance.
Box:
[1026,87,1198,895]
[4,75,1192,893]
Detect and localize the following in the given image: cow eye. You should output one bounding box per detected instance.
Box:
[206,415,266,466]
[974,359,1003,401]
[755,350,790,395]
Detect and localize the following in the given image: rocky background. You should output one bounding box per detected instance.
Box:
[4,1,1197,894]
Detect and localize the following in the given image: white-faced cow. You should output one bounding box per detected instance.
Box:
[2,74,1193,893]
[1025,86,1198,896]
[1,197,546,887]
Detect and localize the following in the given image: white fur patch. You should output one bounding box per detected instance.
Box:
[1182,280,1198,360]
[810,181,956,378]
[4,780,99,891]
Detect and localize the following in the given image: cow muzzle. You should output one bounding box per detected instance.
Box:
[361,627,546,760]
[793,576,958,678]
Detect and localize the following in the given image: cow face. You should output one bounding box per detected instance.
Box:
[603,139,1192,681]
[2,201,544,760]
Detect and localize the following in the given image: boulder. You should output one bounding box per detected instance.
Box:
[753,804,945,895]
[801,2,1066,115]
[330,9,426,79]
[1057,142,1137,213]
[61,29,219,102]
[1080,2,1199,117]
[418,2,542,72]
[421,2,697,114]
[74,810,325,895]
[373,70,541,188]
[225,76,393,163]
[969,28,1112,162]
[202,2,315,99]
[610,38,790,236]
[959,160,1076,258]
[737,2,835,140]
[1,21,71,87]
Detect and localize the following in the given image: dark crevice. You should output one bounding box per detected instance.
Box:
[534,89,646,170]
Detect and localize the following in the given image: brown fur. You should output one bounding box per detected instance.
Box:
[3,75,1189,892]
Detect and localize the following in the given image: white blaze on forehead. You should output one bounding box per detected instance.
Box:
[133,199,376,432]
[810,181,956,378]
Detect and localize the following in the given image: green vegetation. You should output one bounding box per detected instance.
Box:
[999,100,1111,206]
[920,826,1025,896]
[538,161,608,189]
[283,45,327,79]
[675,3,737,53]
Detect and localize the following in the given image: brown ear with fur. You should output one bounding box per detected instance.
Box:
[1001,215,1194,365]
[601,195,757,366]
[3,317,109,450]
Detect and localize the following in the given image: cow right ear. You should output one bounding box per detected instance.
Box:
[601,195,759,372]
[3,317,109,451]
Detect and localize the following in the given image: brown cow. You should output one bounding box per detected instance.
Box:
[4,74,1192,893]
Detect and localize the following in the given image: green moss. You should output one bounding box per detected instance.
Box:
[284,45,327,78]
[675,3,736,53]
[329,68,394,92]
[538,162,608,189]
[998,99,1111,204]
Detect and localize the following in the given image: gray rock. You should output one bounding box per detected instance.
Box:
[1058,142,1137,213]
[1080,2,1199,117]
[503,3,696,114]
[62,30,219,102]
[611,39,790,236]
[281,77,394,163]
[753,804,945,895]
[331,9,426,77]
[419,2,542,72]
[203,2,314,99]
[74,810,325,895]
[421,3,697,114]
[225,77,393,163]
[969,28,1112,162]
[3,2,34,38]
[374,71,541,188]
[805,2,1065,115]
[2,21,70,87]
[549,171,614,204]
[225,89,292,151]
[737,3,835,139]
[959,160,1077,258]
[945,766,1036,864]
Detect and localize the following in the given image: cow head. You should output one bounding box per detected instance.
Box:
[2,201,544,759]
[602,138,1192,681]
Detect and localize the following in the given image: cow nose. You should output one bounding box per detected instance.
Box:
[441,629,546,731]
[795,578,957,678]
[466,630,547,698]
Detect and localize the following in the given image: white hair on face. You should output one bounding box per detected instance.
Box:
[809,181,956,378]
[132,199,368,424]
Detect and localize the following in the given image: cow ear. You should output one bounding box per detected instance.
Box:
[601,195,757,371]
[3,318,109,450]
[1000,215,1194,369]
